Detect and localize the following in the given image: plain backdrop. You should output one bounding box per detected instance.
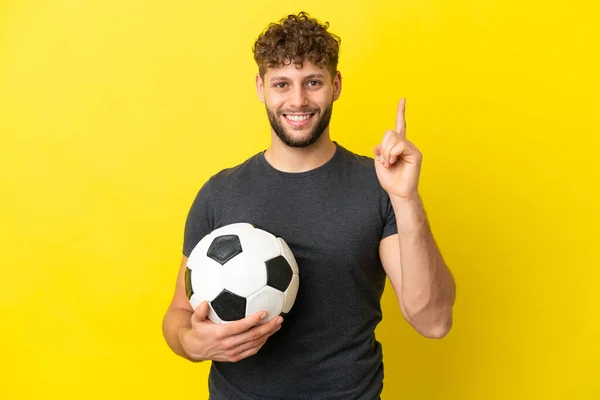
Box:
[1,0,599,398]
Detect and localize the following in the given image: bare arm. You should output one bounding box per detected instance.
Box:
[374,99,455,338]
[162,256,196,359]
[380,195,456,339]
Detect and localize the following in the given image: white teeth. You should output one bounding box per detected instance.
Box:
[286,114,311,121]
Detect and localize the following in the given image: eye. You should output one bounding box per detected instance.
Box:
[273,82,287,89]
[306,80,322,87]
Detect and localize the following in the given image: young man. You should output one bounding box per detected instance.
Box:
[162,12,456,400]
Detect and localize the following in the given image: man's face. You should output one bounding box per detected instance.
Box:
[256,60,342,148]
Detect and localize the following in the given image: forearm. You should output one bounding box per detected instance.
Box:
[391,195,456,337]
[162,307,198,361]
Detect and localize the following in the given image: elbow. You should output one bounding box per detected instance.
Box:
[405,308,453,339]
[420,318,452,339]
[420,288,456,339]
[401,294,455,339]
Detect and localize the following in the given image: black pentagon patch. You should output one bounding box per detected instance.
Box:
[211,289,247,321]
[184,267,193,300]
[207,234,242,265]
[266,255,293,292]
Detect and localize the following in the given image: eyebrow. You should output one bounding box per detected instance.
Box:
[269,73,326,83]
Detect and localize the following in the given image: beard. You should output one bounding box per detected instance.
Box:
[266,102,333,148]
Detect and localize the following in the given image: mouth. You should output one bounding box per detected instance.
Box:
[282,113,316,127]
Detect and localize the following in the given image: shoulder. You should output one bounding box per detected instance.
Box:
[334,143,390,201]
[336,143,377,176]
[205,152,264,187]
[187,152,263,203]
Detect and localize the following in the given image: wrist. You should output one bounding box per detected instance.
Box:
[389,192,421,207]
[177,327,194,360]
[390,193,428,233]
[178,327,207,363]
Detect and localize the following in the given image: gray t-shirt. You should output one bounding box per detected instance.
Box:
[183,142,397,400]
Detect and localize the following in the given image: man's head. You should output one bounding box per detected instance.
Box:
[253,12,342,148]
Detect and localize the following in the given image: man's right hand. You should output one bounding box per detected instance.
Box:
[179,301,283,362]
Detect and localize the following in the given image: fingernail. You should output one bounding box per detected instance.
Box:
[277,317,283,324]
[261,313,267,319]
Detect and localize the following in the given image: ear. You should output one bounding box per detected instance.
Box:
[333,71,342,102]
[256,73,265,103]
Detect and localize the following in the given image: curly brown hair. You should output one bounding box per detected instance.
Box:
[253,12,341,79]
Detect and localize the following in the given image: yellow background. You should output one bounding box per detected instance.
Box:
[1,0,599,398]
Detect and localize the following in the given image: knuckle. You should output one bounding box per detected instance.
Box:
[246,327,259,338]
[221,338,235,350]
[244,347,257,358]
[226,349,238,359]
[257,329,268,339]
[215,325,227,339]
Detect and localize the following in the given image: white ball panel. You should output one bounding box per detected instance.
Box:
[188,233,215,263]
[278,238,299,274]
[239,228,280,260]
[246,286,284,323]
[189,294,205,310]
[282,274,299,313]
[190,258,224,301]
[207,303,226,324]
[210,222,254,238]
[222,252,267,297]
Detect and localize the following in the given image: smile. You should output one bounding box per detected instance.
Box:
[282,113,314,128]
[283,113,314,122]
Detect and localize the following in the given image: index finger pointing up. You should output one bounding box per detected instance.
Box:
[395,98,407,137]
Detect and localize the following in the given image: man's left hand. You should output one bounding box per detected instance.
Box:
[374,98,422,201]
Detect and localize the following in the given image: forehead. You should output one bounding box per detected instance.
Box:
[264,59,331,81]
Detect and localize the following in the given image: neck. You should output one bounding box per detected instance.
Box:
[264,132,337,173]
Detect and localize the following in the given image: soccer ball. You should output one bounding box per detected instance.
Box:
[185,223,299,324]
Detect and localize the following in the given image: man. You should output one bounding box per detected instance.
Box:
[162,12,456,400]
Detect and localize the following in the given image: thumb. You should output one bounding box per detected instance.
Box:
[192,301,210,322]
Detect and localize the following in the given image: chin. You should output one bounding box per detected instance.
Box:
[282,132,323,148]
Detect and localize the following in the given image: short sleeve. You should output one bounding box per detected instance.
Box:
[182,179,215,257]
[381,190,398,239]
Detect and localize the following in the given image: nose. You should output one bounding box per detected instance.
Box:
[289,86,308,109]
